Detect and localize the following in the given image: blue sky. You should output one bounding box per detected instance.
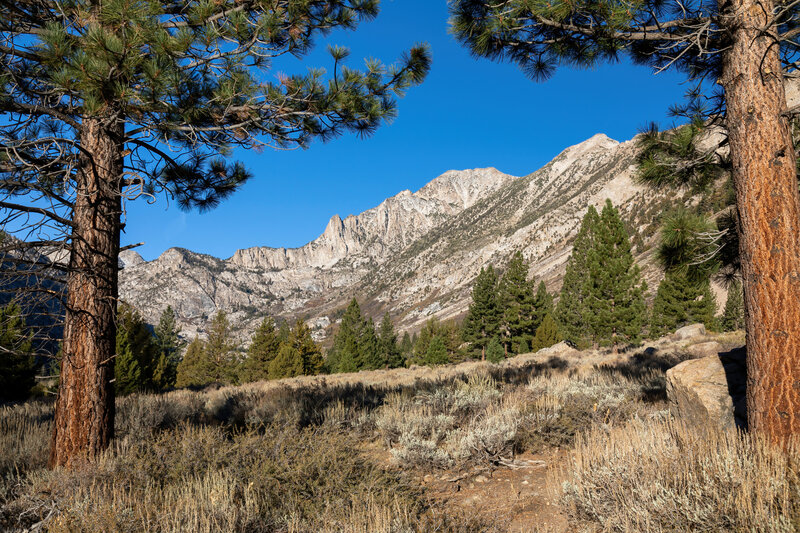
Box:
[122,0,689,261]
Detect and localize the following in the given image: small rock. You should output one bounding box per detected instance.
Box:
[666,347,746,432]
[474,475,489,483]
[673,323,706,341]
[686,341,723,359]
[521,480,529,485]
[423,474,433,483]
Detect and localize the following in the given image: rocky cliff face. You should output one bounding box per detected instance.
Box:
[118,133,677,343]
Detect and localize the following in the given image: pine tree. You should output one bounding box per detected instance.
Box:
[358,317,382,370]
[518,339,531,354]
[486,337,505,363]
[556,206,600,349]
[327,298,373,373]
[399,331,413,366]
[153,306,184,390]
[278,321,291,344]
[0,303,36,402]
[651,270,718,336]
[240,317,281,383]
[533,281,554,331]
[721,280,745,332]
[586,200,647,350]
[288,319,325,376]
[412,317,445,365]
[115,303,158,395]
[449,0,800,445]
[531,314,561,352]
[268,344,304,380]
[425,335,449,366]
[175,339,212,388]
[498,251,537,354]
[204,311,240,384]
[463,266,500,359]
[378,313,404,369]
[2,2,430,465]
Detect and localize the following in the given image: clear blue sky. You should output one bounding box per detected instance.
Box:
[122,0,689,261]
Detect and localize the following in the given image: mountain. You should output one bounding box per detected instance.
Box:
[118,133,683,343]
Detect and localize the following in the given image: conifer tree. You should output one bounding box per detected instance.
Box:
[153,306,183,390]
[358,317,382,370]
[449,0,800,444]
[175,338,212,388]
[498,251,537,354]
[0,303,36,402]
[288,319,325,376]
[486,337,505,363]
[533,281,554,330]
[556,206,599,349]
[204,311,240,384]
[425,335,449,366]
[412,316,463,364]
[378,313,404,369]
[651,271,718,336]
[721,280,745,332]
[327,298,373,373]
[399,331,413,364]
[268,344,304,380]
[463,266,500,359]
[531,314,561,352]
[586,200,647,350]
[115,303,158,395]
[1,1,430,465]
[278,321,291,344]
[518,338,530,354]
[240,317,281,383]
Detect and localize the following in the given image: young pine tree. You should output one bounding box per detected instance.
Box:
[533,281,554,331]
[0,303,36,402]
[531,314,562,352]
[327,299,372,373]
[425,335,450,367]
[400,331,413,362]
[556,206,600,349]
[378,313,404,369]
[175,339,212,388]
[268,344,304,380]
[651,271,718,336]
[288,319,325,376]
[115,303,158,395]
[204,311,240,384]
[463,266,500,360]
[240,317,281,383]
[153,306,184,390]
[586,200,647,351]
[498,251,537,354]
[721,280,745,332]
[486,337,505,363]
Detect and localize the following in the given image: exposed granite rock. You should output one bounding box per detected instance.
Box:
[666,347,747,432]
[673,323,707,341]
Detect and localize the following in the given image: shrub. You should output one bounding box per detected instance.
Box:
[561,419,800,532]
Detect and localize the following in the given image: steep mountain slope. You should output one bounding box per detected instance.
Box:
[119,133,677,342]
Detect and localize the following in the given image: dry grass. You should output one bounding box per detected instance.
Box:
[561,419,800,532]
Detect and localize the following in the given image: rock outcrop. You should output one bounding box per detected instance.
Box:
[666,347,747,432]
[118,133,683,343]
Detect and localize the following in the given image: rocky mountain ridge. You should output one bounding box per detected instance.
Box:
[119,132,678,344]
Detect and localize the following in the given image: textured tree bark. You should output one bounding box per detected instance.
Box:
[720,0,800,445]
[49,117,122,468]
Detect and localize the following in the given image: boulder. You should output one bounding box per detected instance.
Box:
[685,341,723,359]
[673,323,706,341]
[666,347,747,432]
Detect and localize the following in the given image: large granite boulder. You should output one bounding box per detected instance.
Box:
[673,323,707,341]
[666,347,747,432]
[685,341,723,359]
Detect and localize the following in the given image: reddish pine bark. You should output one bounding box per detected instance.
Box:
[49,118,122,468]
[720,0,800,445]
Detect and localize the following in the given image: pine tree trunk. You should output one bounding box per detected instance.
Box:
[50,118,123,467]
[720,0,800,445]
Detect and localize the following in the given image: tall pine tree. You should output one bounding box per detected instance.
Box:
[152,306,183,391]
[203,311,239,384]
[586,200,647,351]
[115,303,158,395]
[327,299,380,373]
[378,313,404,369]
[240,317,281,383]
[175,338,211,388]
[556,206,600,349]
[289,319,325,376]
[498,251,537,354]
[463,266,500,359]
